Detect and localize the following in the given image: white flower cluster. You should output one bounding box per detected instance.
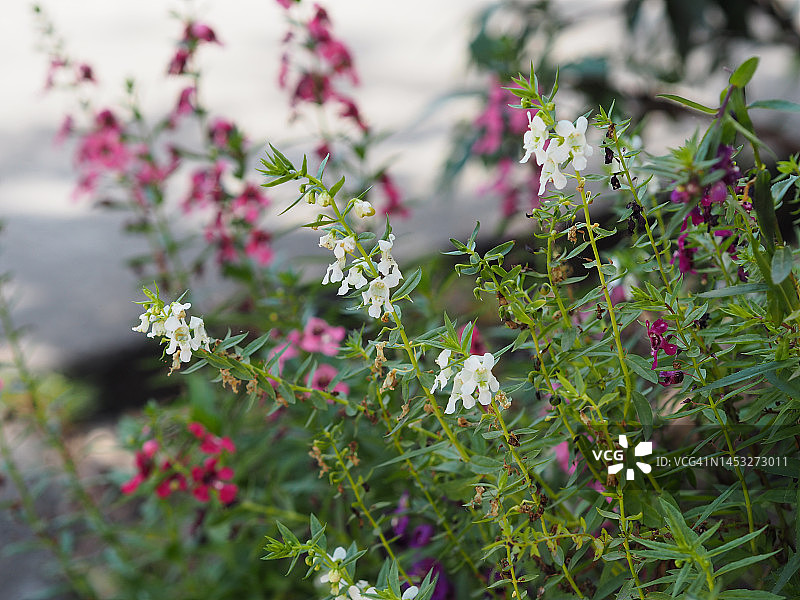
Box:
[431,350,502,414]
[321,547,419,600]
[319,231,403,319]
[133,300,211,364]
[520,112,593,195]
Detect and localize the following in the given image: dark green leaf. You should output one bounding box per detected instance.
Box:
[771,246,794,284]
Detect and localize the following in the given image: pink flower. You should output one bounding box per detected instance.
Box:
[185,22,219,44]
[299,317,345,356]
[308,363,349,396]
[191,457,237,505]
[208,117,234,148]
[120,439,159,494]
[168,47,191,75]
[671,232,697,274]
[245,229,274,266]
[275,0,293,8]
[76,129,131,172]
[155,461,187,498]
[307,6,331,42]
[555,441,576,475]
[232,183,269,223]
[318,39,357,83]
[76,63,95,83]
[459,323,486,356]
[337,96,369,132]
[293,72,334,105]
[175,86,197,117]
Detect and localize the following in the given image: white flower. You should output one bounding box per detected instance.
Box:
[338,263,369,295]
[189,315,212,351]
[521,112,549,165]
[320,547,348,594]
[377,234,397,276]
[165,316,194,363]
[554,116,593,170]
[352,199,375,218]
[347,581,375,600]
[362,277,393,318]
[538,143,568,195]
[318,191,333,207]
[132,311,151,334]
[430,349,452,393]
[334,236,356,261]
[445,352,500,414]
[323,260,345,285]
[320,231,336,251]
[402,586,419,599]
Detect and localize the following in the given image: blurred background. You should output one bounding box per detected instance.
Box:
[2,0,800,597]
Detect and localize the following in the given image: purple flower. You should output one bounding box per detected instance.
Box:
[658,371,684,387]
[410,558,452,600]
[671,233,697,274]
[646,319,678,369]
[410,524,435,548]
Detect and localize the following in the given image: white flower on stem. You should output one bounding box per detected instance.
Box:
[520,112,549,165]
[335,236,356,260]
[318,191,333,207]
[538,143,568,195]
[319,231,336,251]
[554,116,593,170]
[347,581,375,600]
[352,199,375,218]
[189,315,212,351]
[376,234,396,275]
[430,349,452,393]
[402,586,420,599]
[362,277,394,318]
[323,260,345,285]
[320,547,348,595]
[445,352,500,414]
[338,262,369,295]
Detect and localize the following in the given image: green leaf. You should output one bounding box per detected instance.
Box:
[181,359,208,374]
[719,591,785,600]
[771,246,794,284]
[749,99,800,112]
[241,333,270,357]
[696,283,769,298]
[730,57,760,87]
[374,441,449,469]
[390,267,423,302]
[329,176,346,198]
[626,355,658,384]
[631,391,653,438]
[772,550,800,594]
[714,551,780,577]
[217,332,249,351]
[707,526,767,557]
[485,240,514,259]
[694,360,795,394]
[657,94,717,114]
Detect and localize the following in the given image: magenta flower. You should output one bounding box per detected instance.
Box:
[293,72,334,105]
[299,317,345,356]
[154,461,187,499]
[185,22,219,44]
[76,129,131,171]
[188,422,236,455]
[232,183,269,223]
[658,370,684,387]
[308,363,349,396]
[646,319,678,369]
[671,233,697,274]
[120,439,159,495]
[245,229,274,266]
[191,457,237,505]
[167,47,191,75]
[174,86,197,117]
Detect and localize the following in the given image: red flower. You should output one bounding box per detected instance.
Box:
[120,439,159,495]
[191,457,238,505]
[646,319,678,369]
